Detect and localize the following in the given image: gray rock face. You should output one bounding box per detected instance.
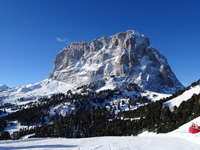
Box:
[49,30,184,94]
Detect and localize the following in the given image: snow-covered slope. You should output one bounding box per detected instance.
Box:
[0,134,200,150]
[0,84,8,91]
[0,79,170,107]
[0,79,74,105]
[49,30,184,94]
[163,84,200,109]
[0,79,170,118]
[167,115,200,145]
[171,116,200,135]
[141,90,170,102]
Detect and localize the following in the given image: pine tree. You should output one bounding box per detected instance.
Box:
[0,131,11,140]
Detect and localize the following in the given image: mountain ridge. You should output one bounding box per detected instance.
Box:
[0,84,8,91]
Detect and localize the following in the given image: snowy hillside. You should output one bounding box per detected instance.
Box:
[166,115,200,146]
[0,76,171,141]
[0,79,74,106]
[163,84,200,109]
[171,116,200,135]
[0,84,8,91]
[0,77,170,117]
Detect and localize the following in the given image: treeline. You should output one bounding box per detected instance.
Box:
[1,83,200,140]
[119,93,200,133]
[0,89,119,139]
[21,92,198,138]
[16,93,200,139]
[1,89,117,127]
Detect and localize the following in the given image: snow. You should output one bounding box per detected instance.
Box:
[110,91,169,114]
[22,134,35,139]
[163,85,200,108]
[0,75,169,119]
[170,116,200,135]
[49,102,75,117]
[0,79,75,106]
[1,134,200,150]
[4,120,35,135]
[96,78,116,92]
[141,90,170,102]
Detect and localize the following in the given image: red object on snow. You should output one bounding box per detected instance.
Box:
[189,123,200,134]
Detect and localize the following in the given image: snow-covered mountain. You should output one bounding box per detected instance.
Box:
[0,79,74,105]
[49,30,184,94]
[0,30,187,124]
[0,84,8,91]
[0,30,184,106]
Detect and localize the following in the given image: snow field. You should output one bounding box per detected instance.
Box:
[1,135,200,150]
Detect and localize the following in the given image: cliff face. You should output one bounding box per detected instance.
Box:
[49,30,184,93]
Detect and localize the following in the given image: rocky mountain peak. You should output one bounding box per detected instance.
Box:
[49,30,184,94]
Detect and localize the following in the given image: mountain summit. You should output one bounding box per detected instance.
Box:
[49,30,184,93]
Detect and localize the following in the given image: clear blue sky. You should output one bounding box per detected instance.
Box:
[0,0,200,88]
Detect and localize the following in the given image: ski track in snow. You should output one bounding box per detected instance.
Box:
[0,135,200,150]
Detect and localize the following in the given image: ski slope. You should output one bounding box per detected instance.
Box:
[0,134,200,150]
[163,84,200,109]
[170,116,200,135]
